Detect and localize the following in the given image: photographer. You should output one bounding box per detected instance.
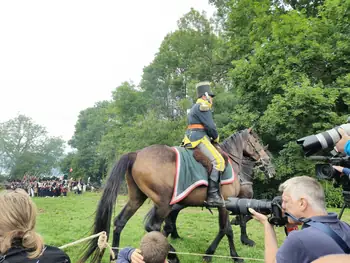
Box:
[331,128,350,180]
[332,166,350,180]
[249,176,350,263]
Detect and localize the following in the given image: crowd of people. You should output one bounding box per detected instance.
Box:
[5,176,91,198]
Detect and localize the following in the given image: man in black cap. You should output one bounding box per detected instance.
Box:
[182,81,225,207]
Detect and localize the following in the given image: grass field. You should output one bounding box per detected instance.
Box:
[33,192,350,263]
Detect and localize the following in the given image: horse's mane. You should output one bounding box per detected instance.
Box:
[249,129,273,158]
[220,130,247,153]
[219,130,248,166]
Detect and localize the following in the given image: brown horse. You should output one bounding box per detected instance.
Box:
[163,153,275,248]
[80,129,271,263]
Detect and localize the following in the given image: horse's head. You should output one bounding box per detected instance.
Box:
[243,128,276,179]
[220,128,276,179]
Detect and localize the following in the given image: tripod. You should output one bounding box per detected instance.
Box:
[338,189,350,220]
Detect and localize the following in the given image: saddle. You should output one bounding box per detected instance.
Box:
[192,143,229,174]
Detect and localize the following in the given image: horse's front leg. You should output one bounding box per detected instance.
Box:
[203,208,243,263]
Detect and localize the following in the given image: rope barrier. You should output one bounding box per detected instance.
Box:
[58,232,264,262]
[58,231,115,260]
[111,246,264,261]
[58,232,103,250]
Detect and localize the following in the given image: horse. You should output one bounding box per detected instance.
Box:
[163,153,275,248]
[80,128,272,263]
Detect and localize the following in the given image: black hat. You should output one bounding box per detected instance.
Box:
[196,81,215,98]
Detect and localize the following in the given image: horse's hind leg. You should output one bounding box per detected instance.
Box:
[112,174,147,258]
[230,214,255,246]
[237,184,255,246]
[239,214,255,246]
[163,204,185,239]
[203,208,243,263]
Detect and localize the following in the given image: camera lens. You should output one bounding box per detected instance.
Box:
[321,165,332,175]
[316,164,336,180]
[297,123,350,156]
[225,197,272,215]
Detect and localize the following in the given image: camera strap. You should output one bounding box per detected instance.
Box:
[304,220,350,254]
[285,212,350,253]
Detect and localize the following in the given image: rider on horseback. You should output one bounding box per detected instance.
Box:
[182,81,225,207]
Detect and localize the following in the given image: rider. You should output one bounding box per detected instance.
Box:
[182,81,225,207]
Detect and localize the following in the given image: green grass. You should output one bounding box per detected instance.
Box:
[33,192,350,263]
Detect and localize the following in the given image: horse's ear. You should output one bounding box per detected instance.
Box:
[264,144,269,150]
[247,127,252,133]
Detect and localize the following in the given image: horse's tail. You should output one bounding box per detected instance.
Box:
[79,152,137,263]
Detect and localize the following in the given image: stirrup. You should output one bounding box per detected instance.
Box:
[204,196,225,208]
[202,204,214,215]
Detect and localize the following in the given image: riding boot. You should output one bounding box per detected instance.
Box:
[206,169,224,207]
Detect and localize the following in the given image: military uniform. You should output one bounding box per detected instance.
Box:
[182,81,224,207]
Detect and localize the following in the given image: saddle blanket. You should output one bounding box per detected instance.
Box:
[170,146,236,205]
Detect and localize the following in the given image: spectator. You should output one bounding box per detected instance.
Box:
[116,231,169,263]
[0,189,71,262]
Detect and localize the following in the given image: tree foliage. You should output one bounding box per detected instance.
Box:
[0,115,65,179]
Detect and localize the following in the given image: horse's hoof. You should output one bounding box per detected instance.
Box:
[171,236,183,240]
[203,255,212,262]
[241,238,255,247]
[168,257,180,263]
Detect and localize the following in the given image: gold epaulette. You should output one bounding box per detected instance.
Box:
[199,103,210,111]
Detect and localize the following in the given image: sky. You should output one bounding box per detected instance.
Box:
[0,0,215,146]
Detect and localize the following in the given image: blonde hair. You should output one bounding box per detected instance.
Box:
[279,176,326,213]
[0,189,44,258]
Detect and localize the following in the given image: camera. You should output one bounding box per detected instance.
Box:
[225,196,288,226]
[297,122,350,157]
[297,119,350,219]
[309,155,350,181]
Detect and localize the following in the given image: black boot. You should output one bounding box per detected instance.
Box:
[206,169,224,207]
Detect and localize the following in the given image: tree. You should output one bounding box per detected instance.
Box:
[277,0,325,16]
[68,101,110,182]
[110,82,146,124]
[141,9,219,119]
[0,115,65,178]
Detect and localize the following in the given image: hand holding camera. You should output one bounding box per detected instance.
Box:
[335,128,350,153]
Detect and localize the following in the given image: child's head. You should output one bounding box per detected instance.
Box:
[140,231,169,263]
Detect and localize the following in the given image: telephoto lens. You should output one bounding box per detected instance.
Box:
[225,197,272,215]
[297,123,350,156]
